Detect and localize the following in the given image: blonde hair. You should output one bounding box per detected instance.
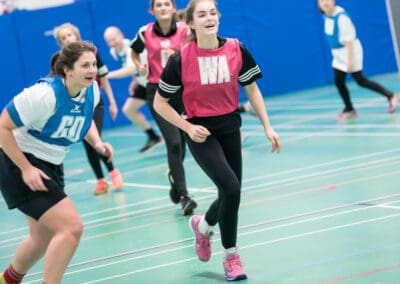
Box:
[54,22,81,46]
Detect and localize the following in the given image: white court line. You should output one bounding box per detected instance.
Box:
[203,154,400,191]
[70,213,400,283]
[267,98,385,111]
[377,205,400,210]
[84,181,209,192]
[242,113,400,120]
[2,146,399,228]
[20,197,400,283]
[1,156,398,249]
[59,96,348,167]
[3,165,397,249]
[232,147,400,189]
[255,132,400,137]
[43,166,400,233]
[1,152,399,242]
[245,124,400,129]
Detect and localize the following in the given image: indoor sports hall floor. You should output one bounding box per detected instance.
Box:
[1,73,400,283]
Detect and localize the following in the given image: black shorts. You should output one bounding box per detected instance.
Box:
[129,84,147,101]
[0,149,66,220]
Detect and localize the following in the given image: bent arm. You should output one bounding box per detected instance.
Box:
[84,120,114,161]
[153,92,191,132]
[131,50,147,76]
[0,109,31,171]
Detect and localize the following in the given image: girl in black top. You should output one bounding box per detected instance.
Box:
[154,0,280,280]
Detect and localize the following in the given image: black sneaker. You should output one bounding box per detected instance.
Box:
[139,137,163,153]
[181,196,197,216]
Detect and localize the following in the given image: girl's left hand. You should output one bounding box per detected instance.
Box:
[108,103,118,121]
[164,48,175,60]
[95,142,114,162]
[265,127,281,153]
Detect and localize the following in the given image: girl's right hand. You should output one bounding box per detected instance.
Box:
[187,124,211,143]
[22,165,50,191]
[138,64,148,76]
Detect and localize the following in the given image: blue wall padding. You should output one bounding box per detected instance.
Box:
[1,0,397,128]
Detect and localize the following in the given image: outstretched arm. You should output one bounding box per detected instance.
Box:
[107,65,136,79]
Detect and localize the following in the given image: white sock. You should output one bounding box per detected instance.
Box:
[224,247,238,258]
[198,215,210,235]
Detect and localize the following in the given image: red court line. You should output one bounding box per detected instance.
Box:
[319,264,400,283]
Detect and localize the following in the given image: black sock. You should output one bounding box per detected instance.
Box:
[146,128,159,140]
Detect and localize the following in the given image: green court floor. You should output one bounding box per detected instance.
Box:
[1,73,400,283]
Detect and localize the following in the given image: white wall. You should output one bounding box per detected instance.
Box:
[2,0,74,13]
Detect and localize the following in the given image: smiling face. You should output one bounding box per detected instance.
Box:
[151,0,176,22]
[188,0,219,38]
[64,51,97,93]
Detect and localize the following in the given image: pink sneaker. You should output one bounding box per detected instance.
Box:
[189,215,212,261]
[223,253,247,281]
[336,110,357,121]
[109,169,123,190]
[389,93,399,113]
[93,179,109,195]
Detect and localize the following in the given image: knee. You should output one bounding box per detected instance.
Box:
[355,77,367,87]
[66,218,84,242]
[72,219,84,239]
[122,104,129,115]
[122,103,134,116]
[223,180,241,201]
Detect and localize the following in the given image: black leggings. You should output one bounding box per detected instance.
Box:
[83,99,114,179]
[147,84,187,196]
[186,128,242,249]
[334,69,393,111]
